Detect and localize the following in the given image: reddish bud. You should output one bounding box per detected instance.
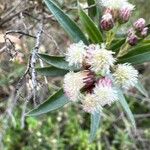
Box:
[127,34,138,46]
[82,71,96,93]
[127,28,135,37]
[133,18,146,31]
[119,7,132,23]
[100,13,114,31]
[140,27,148,38]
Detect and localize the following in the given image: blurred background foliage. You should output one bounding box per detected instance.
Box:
[0,0,150,149]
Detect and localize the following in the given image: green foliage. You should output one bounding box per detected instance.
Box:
[118,43,150,64]
[44,0,88,44]
[109,38,126,53]
[36,66,68,77]
[135,81,149,97]
[117,89,136,128]
[27,89,69,116]
[89,111,101,142]
[87,0,97,20]
[27,0,150,143]
[37,53,77,70]
[79,7,103,43]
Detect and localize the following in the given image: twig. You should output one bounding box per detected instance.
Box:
[31,23,43,105]
[0,46,6,55]
[5,30,36,38]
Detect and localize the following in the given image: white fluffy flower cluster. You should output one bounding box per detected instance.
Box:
[100,0,134,10]
[113,63,138,89]
[86,44,115,74]
[66,41,86,67]
[64,41,138,114]
[66,42,115,74]
[64,71,86,102]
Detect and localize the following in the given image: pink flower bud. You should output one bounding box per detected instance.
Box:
[140,27,148,38]
[127,34,138,46]
[133,18,146,31]
[100,13,114,31]
[127,28,135,37]
[98,77,112,87]
[119,7,132,23]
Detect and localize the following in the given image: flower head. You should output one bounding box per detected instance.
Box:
[133,18,146,31]
[86,44,116,74]
[93,77,118,106]
[140,27,148,38]
[127,34,138,46]
[113,63,138,89]
[82,94,102,113]
[119,4,135,23]
[64,71,86,102]
[100,0,134,10]
[66,41,86,67]
[100,13,114,31]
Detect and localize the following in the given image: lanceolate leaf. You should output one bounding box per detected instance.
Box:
[118,43,150,64]
[37,53,77,70]
[135,80,148,97]
[26,89,69,116]
[109,38,126,53]
[79,8,103,43]
[117,89,136,128]
[44,0,88,44]
[36,66,68,77]
[89,111,101,142]
[87,0,97,20]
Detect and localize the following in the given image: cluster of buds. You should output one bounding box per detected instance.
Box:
[100,0,135,31]
[127,18,148,46]
[64,41,138,114]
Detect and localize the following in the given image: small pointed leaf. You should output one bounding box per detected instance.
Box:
[118,43,150,64]
[109,38,126,53]
[26,89,69,116]
[44,0,88,44]
[135,80,148,97]
[117,89,136,128]
[79,7,103,43]
[37,53,77,70]
[89,111,101,142]
[36,66,68,77]
[87,0,97,20]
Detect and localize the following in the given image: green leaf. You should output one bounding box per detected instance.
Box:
[109,38,126,53]
[87,0,97,20]
[37,53,77,70]
[26,89,69,116]
[89,111,101,142]
[44,0,88,44]
[135,80,148,97]
[117,89,136,128]
[79,7,103,43]
[36,66,68,77]
[118,43,150,64]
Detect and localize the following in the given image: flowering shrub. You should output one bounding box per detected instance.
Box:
[27,0,150,142]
